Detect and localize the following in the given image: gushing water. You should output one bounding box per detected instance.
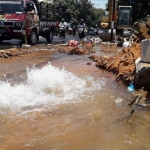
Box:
[0,63,104,114]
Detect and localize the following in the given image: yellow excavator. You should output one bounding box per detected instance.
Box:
[99,0,132,41]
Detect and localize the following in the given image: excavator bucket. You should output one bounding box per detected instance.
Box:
[99,29,116,41]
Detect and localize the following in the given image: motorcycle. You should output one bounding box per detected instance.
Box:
[77,25,86,39]
[59,26,66,38]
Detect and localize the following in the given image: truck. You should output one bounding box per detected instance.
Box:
[0,0,59,44]
[99,0,132,41]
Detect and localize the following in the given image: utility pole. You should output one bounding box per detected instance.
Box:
[110,0,115,42]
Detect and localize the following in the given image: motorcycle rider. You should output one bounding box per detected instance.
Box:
[59,18,67,38]
[59,18,67,29]
[78,19,86,28]
[77,19,86,38]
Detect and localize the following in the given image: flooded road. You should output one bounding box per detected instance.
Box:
[0,42,150,150]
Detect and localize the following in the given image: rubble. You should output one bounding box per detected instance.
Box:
[133,16,150,41]
[89,43,141,86]
[115,17,150,47]
[57,45,96,55]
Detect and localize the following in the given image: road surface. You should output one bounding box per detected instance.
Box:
[0,35,81,49]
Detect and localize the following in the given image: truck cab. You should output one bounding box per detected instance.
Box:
[0,0,59,44]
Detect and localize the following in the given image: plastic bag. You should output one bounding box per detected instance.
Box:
[127,84,135,92]
[68,40,78,46]
[86,42,92,47]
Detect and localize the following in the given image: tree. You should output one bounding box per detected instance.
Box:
[54,0,106,27]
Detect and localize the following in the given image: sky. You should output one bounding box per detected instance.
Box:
[90,0,107,9]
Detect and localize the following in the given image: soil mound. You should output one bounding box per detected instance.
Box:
[89,43,141,86]
[57,45,95,55]
[0,47,36,58]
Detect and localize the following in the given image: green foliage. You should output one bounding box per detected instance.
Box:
[119,0,150,22]
[54,0,106,27]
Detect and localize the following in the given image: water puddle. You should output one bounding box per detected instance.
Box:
[0,43,150,150]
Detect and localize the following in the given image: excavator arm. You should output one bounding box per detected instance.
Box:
[99,0,132,41]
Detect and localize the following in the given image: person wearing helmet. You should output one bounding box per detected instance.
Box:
[78,19,86,27]
[59,18,67,28]
[77,19,86,32]
[26,3,35,14]
[59,18,67,38]
[26,3,39,22]
[77,19,86,39]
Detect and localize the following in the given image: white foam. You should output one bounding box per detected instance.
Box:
[0,63,105,113]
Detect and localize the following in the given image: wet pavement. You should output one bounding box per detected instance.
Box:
[0,35,80,49]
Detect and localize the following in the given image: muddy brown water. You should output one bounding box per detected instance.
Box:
[0,43,150,150]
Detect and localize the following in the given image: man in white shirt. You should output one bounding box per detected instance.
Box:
[59,18,67,28]
[59,18,67,38]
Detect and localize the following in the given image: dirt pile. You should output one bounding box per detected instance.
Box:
[89,43,141,86]
[0,47,36,58]
[57,46,95,55]
[133,18,150,40]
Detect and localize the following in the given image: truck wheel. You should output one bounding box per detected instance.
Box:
[27,30,37,45]
[46,30,53,43]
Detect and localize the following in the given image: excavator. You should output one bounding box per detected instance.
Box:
[99,0,132,41]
